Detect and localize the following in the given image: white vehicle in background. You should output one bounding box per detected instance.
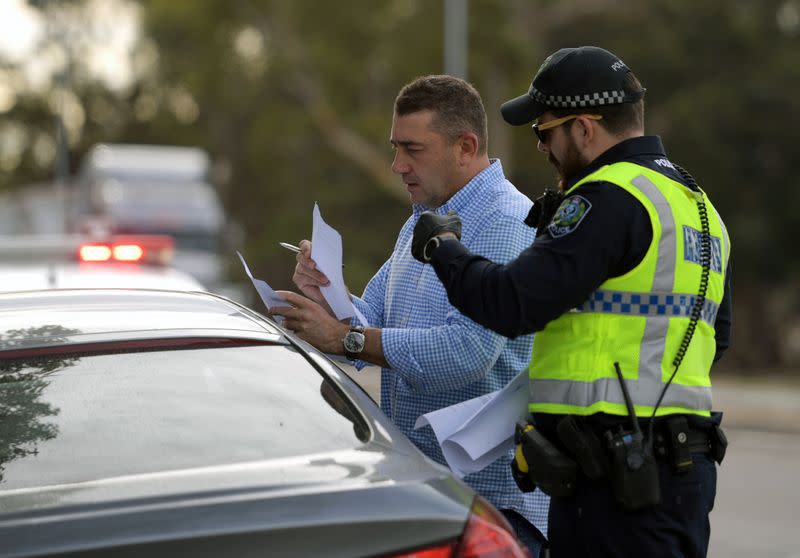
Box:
[69,144,232,293]
[0,234,204,293]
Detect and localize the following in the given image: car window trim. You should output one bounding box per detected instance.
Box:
[0,337,284,360]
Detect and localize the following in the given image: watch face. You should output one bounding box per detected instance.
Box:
[343,331,366,353]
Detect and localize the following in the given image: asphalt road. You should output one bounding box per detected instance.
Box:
[710,428,800,558]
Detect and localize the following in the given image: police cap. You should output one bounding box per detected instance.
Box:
[500,46,646,126]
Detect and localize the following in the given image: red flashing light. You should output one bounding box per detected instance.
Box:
[79,244,113,262]
[77,235,174,265]
[112,244,145,262]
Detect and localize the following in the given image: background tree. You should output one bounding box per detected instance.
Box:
[2,0,799,369]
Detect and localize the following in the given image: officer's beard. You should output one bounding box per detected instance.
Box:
[550,136,590,192]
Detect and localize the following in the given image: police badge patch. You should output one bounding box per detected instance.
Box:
[547,195,592,238]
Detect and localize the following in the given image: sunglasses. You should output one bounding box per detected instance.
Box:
[532,114,603,143]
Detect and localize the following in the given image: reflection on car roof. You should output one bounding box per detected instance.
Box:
[0,289,283,352]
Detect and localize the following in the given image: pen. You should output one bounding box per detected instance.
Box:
[279,242,301,253]
[279,241,345,268]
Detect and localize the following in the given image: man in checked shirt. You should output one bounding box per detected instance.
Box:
[272,75,549,556]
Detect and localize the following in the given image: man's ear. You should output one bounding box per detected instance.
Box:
[457,132,480,165]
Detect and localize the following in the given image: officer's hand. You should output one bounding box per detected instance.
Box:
[411,211,462,263]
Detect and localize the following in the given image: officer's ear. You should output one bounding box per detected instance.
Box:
[574,115,598,147]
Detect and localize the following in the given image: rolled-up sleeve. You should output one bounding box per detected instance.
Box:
[380,313,508,393]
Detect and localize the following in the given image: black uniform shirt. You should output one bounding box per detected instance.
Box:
[431,135,732,361]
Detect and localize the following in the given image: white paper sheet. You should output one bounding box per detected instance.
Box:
[414,370,529,478]
[237,251,287,310]
[311,203,367,326]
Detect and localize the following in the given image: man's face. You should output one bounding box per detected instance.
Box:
[536,113,591,191]
[390,110,461,208]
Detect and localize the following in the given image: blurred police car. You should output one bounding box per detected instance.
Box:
[0,234,204,292]
[69,143,229,292]
[0,289,529,558]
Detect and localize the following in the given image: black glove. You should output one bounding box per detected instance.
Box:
[411,210,462,263]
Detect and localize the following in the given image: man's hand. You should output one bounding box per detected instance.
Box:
[291,240,334,315]
[271,290,349,354]
[411,211,462,263]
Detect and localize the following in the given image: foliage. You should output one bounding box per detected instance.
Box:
[3,0,799,367]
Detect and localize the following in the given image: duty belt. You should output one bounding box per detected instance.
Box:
[552,414,726,479]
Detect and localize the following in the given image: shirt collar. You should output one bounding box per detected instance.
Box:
[412,159,504,217]
[565,135,667,189]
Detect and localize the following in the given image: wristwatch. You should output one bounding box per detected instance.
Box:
[342,326,366,360]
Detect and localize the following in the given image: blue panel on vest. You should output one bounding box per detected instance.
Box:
[657,305,666,315]
[631,294,641,304]
[621,303,631,312]
[683,225,723,273]
[602,302,613,312]
[612,293,622,303]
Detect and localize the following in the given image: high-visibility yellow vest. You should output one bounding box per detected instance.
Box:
[528,162,730,418]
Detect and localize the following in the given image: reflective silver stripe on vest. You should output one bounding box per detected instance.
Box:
[531,174,712,412]
[573,290,720,327]
[530,378,713,411]
[631,175,676,292]
[713,206,730,269]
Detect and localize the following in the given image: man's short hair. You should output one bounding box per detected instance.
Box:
[551,72,645,136]
[395,75,488,154]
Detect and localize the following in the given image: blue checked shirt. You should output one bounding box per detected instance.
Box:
[351,160,549,537]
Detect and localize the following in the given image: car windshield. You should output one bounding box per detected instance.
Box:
[0,344,368,491]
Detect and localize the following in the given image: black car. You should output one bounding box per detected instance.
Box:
[0,289,529,557]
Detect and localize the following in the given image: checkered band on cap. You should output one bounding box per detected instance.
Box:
[529,86,627,109]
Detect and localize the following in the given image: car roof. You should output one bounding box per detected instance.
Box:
[0,234,206,293]
[0,263,205,292]
[0,289,283,352]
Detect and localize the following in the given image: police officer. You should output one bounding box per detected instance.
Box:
[410,46,732,558]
